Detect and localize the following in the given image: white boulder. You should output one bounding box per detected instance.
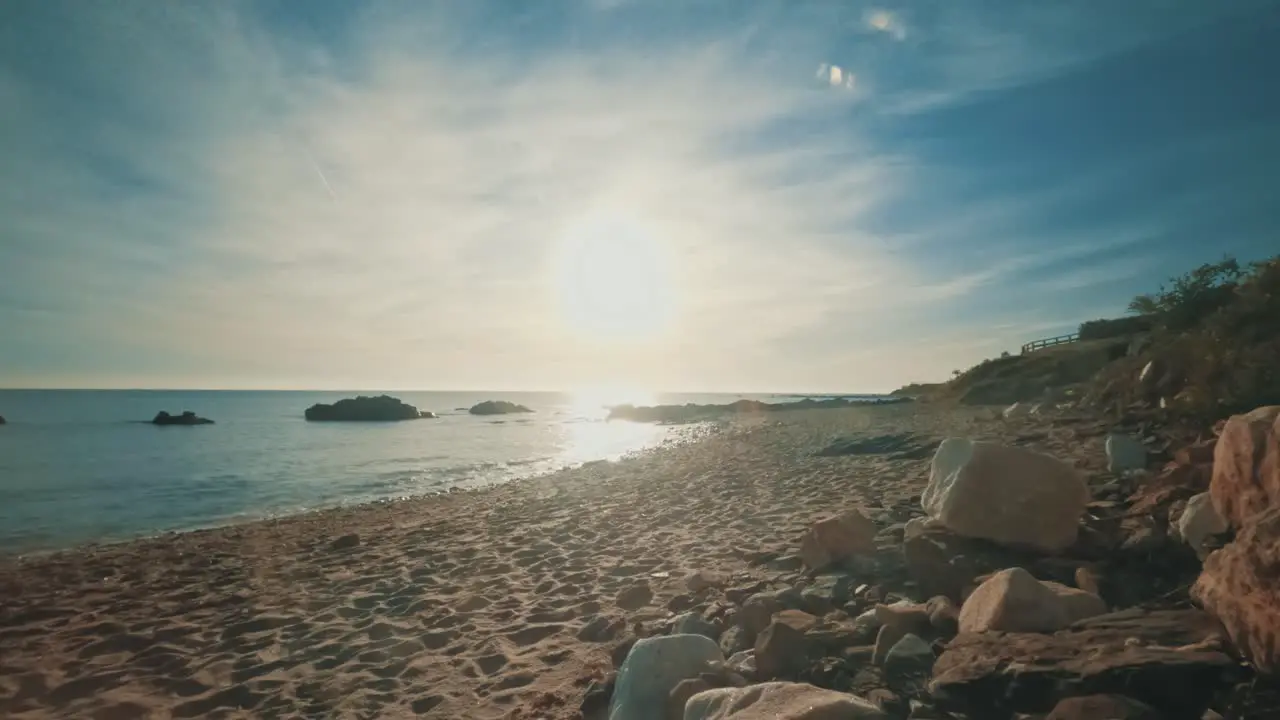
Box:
[610,634,724,720]
[685,682,886,720]
[1178,492,1228,558]
[959,567,1106,633]
[1105,433,1147,473]
[922,439,1089,552]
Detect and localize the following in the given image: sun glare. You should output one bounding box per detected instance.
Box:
[554,212,676,342]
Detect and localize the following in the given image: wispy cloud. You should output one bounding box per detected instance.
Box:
[2,0,1277,391]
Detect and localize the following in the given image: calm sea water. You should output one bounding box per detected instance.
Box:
[0,390,869,553]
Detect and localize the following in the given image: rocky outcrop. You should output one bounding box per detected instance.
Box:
[1209,405,1280,527]
[958,568,1105,634]
[1192,506,1280,675]
[684,682,886,720]
[931,609,1236,718]
[468,400,533,415]
[607,397,909,424]
[151,411,213,426]
[304,395,429,422]
[610,634,724,720]
[799,510,877,571]
[923,439,1089,552]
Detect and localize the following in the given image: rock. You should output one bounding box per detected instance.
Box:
[611,637,637,668]
[1106,433,1147,473]
[1192,506,1280,674]
[719,626,751,656]
[907,699,945,719]
[615,582,653,610]
[872,624,907,667]
[726,650,756,677]
[304,395,426,422]
[684,681,887,719]
[923,439,1089,552]
[1046,694,1162,720]
[1209,406,1280,527]
[1003,402,1029,419]
[883,633,935,680]
[931,609,1236,718]
[866,688,905,716]
[686,570,723,593]
[874,601,932,636]
[1178,493,1228,558]
[579,615,620,642]
[151,410,214,425]
[926,596,959,636]
[903,517,936,540]
[581,673,615,720]
[609,634,724,720]
[671,678,713,720]
[674,613,721,641]
[1074,567,1101,595]
[754,621,810,679]
[799,510,878,571]
[959,568,1104,634]
[775,609,819,633]
[1174,440,1216,466]
[328,533,360,551]
[468,400,534,415]
[0,415,5,424]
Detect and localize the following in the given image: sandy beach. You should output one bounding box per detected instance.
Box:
[0,404,1113,719]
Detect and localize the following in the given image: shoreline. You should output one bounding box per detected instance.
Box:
[0,404,1091,719]
[2,421,725,561]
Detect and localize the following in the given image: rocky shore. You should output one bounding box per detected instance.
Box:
[1,403,1276,719]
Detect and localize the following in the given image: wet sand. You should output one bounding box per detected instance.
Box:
[0,404,1109,719]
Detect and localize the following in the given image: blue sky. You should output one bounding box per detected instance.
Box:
[2,0,1278,392]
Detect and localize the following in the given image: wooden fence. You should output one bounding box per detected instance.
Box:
[1021,332,1079,354]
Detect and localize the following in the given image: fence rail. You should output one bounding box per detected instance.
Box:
[1021,333,1080,354]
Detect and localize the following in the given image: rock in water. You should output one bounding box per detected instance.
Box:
[609,634,723,720]
[684,681,886,719]
[1178,492,1228,558]
[922,439,1088,552]
[1106,433,1147,473]
[304,395,424,422]
[1192,506,1280,675]
[799,510,878,571]
[152,410,214,425]
[1209,406,1280,527]
[959,568,1105,633]
[468,400,534,415]
[0,414,6,424]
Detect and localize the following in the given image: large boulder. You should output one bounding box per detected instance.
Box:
[469,400,534,415]
[609,634,724,720]
[923,439,1089,552]
[1192,506,1280,675]
[151,410,213,425]
[799,510,878,571]
[959,568,1105,634]
[1177,492,1228,558]
[931,609,1236,719]
[684,682,886,720]
[1209,406,1280,527]
[1105,433,1147,473]
[304,395,427,421]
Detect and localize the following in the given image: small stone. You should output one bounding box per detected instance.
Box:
[611,637,637,668]
[719,625,751,656]
[615,582,653,610]
[578,615,617,642]
[883,633,935,680]
[754,621,810,679]
[1046,694,1162,720]
[872,623,907,667]
[684,681,887,719]
[673,613,721,641]
[1074,567,1101,595]
[959,568,1072,633]
[329,534,360,551]
[774,609,819,633]
[580,673,615,720]
[874,601,932,635]
[866,688,904,715]
[1106,433,1148,473]
[726,650,756,677]
[686,570,723,593]
[669,678,712,720]
[926,596,959,636]
[1178,492,1228,558]
[799,510,879,571]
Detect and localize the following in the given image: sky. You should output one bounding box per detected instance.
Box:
[2,0,1279,393]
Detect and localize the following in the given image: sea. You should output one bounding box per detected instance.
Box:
[0,390,880,554]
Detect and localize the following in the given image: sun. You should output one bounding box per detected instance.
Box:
[553,212,676,342]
